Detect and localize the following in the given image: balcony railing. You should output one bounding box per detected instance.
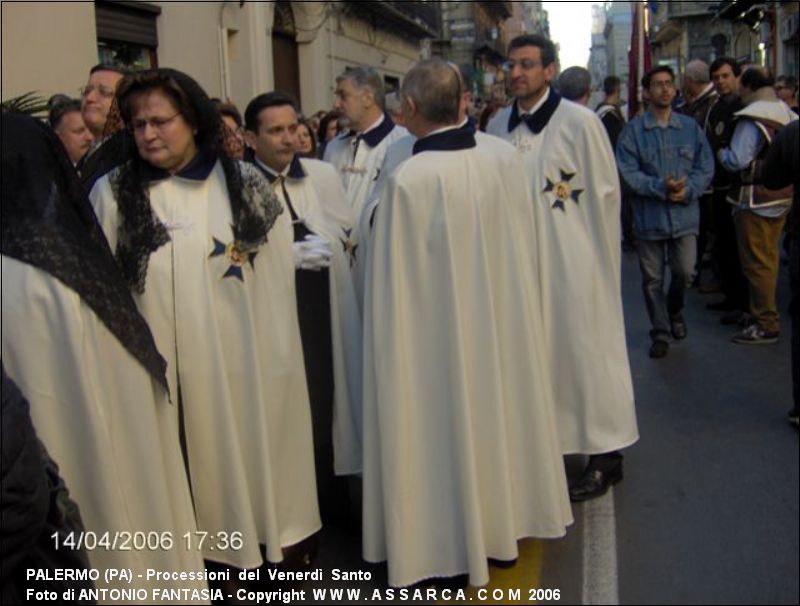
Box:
[346,1,440,39]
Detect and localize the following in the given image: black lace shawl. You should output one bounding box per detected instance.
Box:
[1,113,169,393]
[103,67,282,293]
[109,155,282,294]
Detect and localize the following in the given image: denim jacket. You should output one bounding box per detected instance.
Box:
[616,110,714,240]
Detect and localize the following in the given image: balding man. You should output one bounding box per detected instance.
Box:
[557,66,592,106]
[323,66,407,222]
[362,58,571,589]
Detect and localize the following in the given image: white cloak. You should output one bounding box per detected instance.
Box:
[1,256,208,604]
[278,158,364,475]
[91,161,321,568]
[356,130,509,309]
[362,136,573,588]
[488,98,638,454]
[322,120,408,221]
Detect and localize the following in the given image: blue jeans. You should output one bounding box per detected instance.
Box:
[637,236,697,341]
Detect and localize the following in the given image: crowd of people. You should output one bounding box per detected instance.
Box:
[2,32,797,605]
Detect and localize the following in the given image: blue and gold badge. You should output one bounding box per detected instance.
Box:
[209,237,257,281]
[543,169,583,212]
[340,227,358,267]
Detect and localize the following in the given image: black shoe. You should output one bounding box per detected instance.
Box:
[569,461,623,502]
[488,557,518,569]
[649,340,669,358]
[670,315,687,340]
[706,299,735,311]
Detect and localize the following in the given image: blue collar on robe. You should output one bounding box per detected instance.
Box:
[344,113,396,147]
[459,115,478,135]
[141,148,217,183]
[508,90,562,134]
[249,154,306,183]
[412,127,477,155]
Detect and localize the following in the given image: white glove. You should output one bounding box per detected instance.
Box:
[293,234,333,271]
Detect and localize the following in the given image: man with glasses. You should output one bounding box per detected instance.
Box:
[80,64,125,144]
[775,75,798,114]
[78,64,129,190]
[487,35,638,502]
[617,66,713,358]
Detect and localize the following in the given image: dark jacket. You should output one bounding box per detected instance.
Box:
[761,120,799,232]
[705,93,743,188]
[1,365,95,605]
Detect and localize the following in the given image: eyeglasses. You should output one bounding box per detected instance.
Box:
[650,80,675,90]
[79,84,116,99]
[502,59,542,72]
[129,113,182,134]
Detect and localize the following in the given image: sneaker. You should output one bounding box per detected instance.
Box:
[649,340,669,358]
[731,324,779,345]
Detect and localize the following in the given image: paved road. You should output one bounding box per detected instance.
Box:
[277,248,799,606]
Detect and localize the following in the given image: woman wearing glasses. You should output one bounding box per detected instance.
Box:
[90,69,321,581]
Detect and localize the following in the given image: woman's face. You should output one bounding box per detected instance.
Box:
[221,114,245,160]
[325,119,339,142]
[129,89,198,173]
[296,123,313,154]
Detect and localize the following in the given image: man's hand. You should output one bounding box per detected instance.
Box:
[665,176,687,203]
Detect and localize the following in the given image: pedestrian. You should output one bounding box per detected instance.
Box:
[681,59,718,287]
[487,34,639,501]
[596,75,635,252]
[89,69,321,579]
[362,58,572,588]
[761,120,799,425]
[296,117,318,158]
[1,113,205,599]
[48,96,94,166]
[705,57,749,321]
[244,91,363,524]
[77,64,132,190]
[556,66,591,106]
[616,65,714,358]
[718,66,797,345]
[324,66,407,220]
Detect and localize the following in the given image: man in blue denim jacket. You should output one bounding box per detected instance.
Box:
[617,66,714,358]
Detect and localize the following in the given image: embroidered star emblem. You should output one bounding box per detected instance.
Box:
[543,169,583,212]
[340,227,358,267]
[209,237,257,281]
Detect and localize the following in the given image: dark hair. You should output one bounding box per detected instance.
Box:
[297,118,318,157]
[213,100,243,128]
[89,63,129,77]
[642,65,675,90]
[48,96,81,129]
[112,69,254,292]
[318,110,340,144]
[740,66,774,91]
[603,76,621,96]
[507,34,558,68]
[777,75,798,93]
[244,91,299,133]
[709,57,741,78]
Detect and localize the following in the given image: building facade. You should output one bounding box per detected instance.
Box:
[1,1,439,116]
